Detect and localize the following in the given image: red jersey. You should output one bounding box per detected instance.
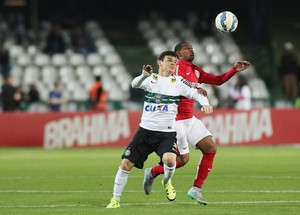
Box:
[175,59,238,120]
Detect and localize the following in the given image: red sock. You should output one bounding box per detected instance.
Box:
[193,152,216,188]
[151,164,164,177]
[151,160,184,177]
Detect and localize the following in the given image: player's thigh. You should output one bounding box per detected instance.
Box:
[174,119,191,155]
[121,128,153,169]
[186,117,212,149]
[156,132,178,161]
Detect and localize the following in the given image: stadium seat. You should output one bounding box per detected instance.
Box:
[103,51,122,65]
[17,54,31,67]
[179,28,194,40]
[210,52,226,66]
[69,53,85,66]
[34,54,50,66]
[227,52,243,64]
[155,19,168,31]
[161,29,175,40]
[41,65,57,85]
[10,65,23,84]
[76,65,93,87]
[58,65,76,84]
[86,53,102,66]
[137,20,151,32]
[90,29,105,40]
[166,37,179,50]
[171,19,185,32]
[194,54,209,65]
[27,45,38,56]
[9,45,24,59]
[84,20,99,33]
[23,65,40,85]
[202,63,219,75]
[249,78,270,99]
[52,54,68,66]
[98,42,115,57]
[73,88,89,101]
[153,45,168,56]
[92,65,108,76]
[148,38,163,49]
[142,28,157,40]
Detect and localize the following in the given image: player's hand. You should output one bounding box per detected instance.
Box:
[201,105,213,114]
[196,87,208,97]
[234,61,251,71]
[142,65,153,75]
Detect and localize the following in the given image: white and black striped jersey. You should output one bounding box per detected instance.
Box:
[131,73,209,132]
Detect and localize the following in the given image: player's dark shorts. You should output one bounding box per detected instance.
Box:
[121,127,178,169]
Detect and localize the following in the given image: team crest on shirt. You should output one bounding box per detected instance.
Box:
[195,70,200,78]
[124,148,131,156]
[153,94,162,103]
[170,75,176,83]
[152,74,158,81]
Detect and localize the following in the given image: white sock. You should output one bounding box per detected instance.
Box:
[163,163,176,184]
[112,167,130,201]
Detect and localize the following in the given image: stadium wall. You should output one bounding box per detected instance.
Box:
[0,108,299,148]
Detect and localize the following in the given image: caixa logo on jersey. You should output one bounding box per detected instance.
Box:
[145,104,169,112]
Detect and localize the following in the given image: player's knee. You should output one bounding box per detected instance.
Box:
[208,141,217,153]
[197,136,217,153]
[120,158,134,171]
[162,153,176,167]
[177,154,189,166]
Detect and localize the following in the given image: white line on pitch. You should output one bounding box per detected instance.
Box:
[0,175,299,180]
[1,200,300,208]
[0,190,299,193]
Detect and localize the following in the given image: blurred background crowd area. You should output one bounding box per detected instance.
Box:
[0,0,299,112]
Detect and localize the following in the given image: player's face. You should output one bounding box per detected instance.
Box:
[177,43,194,62]
[159,55,177,74]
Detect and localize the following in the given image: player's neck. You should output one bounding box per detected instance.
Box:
[159,70,172,77]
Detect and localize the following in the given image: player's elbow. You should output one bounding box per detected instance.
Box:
[131,82,138,88]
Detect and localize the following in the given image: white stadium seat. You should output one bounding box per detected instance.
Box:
[52,54,67,66]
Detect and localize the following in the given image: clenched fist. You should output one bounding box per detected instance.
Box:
[234,61,251,72]
[201,105,213,114]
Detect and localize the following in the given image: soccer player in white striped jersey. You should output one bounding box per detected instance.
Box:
[106,51,213,208]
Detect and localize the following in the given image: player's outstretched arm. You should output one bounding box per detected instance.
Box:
[131,65,153,88]
[195,61,251,86]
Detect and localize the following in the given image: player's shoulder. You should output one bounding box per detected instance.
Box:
[170,74,180,83]
[151,73,158,80]
[177,59,188,67]
[176,75,193,87]
[146,73,158,84]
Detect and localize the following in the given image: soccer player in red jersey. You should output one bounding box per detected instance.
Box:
[143,41,251,205]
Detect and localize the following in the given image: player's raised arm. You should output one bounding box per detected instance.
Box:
[179,78,213,114]
[131,65,153,88]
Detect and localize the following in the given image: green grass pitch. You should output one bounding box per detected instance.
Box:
[0,146,299,215]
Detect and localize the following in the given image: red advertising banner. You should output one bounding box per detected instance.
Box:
[0,108,299,148]
[0,110,141,148]
[195,108,300,145]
